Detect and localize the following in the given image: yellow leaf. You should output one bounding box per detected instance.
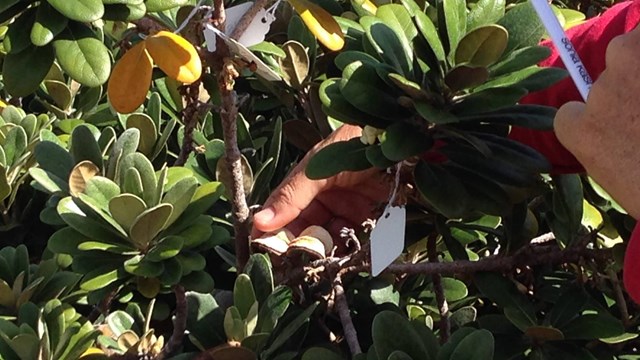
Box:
[0,99,6,109]
[107,41,153,114]
[145,31,202,84]
[288,0,345,51]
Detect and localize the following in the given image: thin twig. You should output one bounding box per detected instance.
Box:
[334,278,362,355]
[88,288,117,322]
[608,268,631,328]
[219,60,251,271]
[427,235,450,343]
[157,285,187,360]
[387,242,612,275]
[175,82,202,166]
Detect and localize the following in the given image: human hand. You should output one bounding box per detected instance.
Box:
[554,25,640,219]
[251,124,390,245]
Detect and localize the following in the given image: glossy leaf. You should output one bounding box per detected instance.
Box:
[31,2,68,46]
[306,139,371,179]
[53,23,111,87]
[3,44,55,97]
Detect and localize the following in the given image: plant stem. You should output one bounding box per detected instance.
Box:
[387,236,611,275]
[218,57,251,272]
[157,285,187,360]
[427,235,450,343]
[144,297,156,333]
[334,278,362,355]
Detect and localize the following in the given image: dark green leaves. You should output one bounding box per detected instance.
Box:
[497,1,545,53]
[380,122,433,161]
[414,161,469,218]
[3,44,55,97]
[306,139,371,179]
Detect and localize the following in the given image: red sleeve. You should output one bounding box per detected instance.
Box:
[507,1,640,304]
[508,0,640,174]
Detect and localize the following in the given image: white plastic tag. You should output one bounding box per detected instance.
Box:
[224,2,275,48]
[370,205,406,276]
[203,23,282,81]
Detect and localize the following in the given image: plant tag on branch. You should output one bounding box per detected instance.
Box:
[202,2,281,81]
[370,205,406,276]
[224,2,276,47]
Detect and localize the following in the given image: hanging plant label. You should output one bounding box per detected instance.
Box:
[370,205,406,276]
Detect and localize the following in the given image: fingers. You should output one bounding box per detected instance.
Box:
[252,164,329,235]
[554,101,586,157]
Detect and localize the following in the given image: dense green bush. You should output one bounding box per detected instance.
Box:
[0,0,636,359]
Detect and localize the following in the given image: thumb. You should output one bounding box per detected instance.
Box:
[252,164,329,235]
[554,101,586,153]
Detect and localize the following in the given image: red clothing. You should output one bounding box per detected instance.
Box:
[511,1,640,302]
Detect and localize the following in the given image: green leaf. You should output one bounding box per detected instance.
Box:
[0,0,20,13]
[319,78,389,128]
[70,125,103,169]
[187,292,226,348]
[414,161,469,218]
[257,286,292,333]
[244,254,274,306]
[414,101,458,124]
[118,153,158,206]
[489,45,551,77]
[46,0,104,22]
[57,197,117,243]
[414,10,445,63]
[437,327,475,360]
[340,61,409,120]
[234,274,257,319]
[372,311,432,360]
[103,2,146,21]
[162,177,198,227]
[181,271,215,293]
[80,266,125,291]
[145,236,183,261]
[107,128,140,180]
[262,302,318,358]
[124,255,164,277]
[3,44,55,97]
[362,19,413,76]
[335,51,380,70]
[126,114,158,155]
[445,65,489,92]
[168,182,224,233]
[454,25,508,67]
[497,1,544,53]
[2,126,27,167]
[551,174,583,245]
[31,2,68,46]
[129,204,173,249]
[53,23,111,87]
[144,0,189,12]
[452,86,528,115]
[4,8,36,54]
[380,122,432,161]
[449,329,494,360]
[457,104,556,130]
[375,4,417,65]
[306,139,371,179]
[109,193,147,231]
[474,272,536,331]
[439,0,467,56]
[562,314,624,340]
[467,0,505,30]
[546,286,589,328]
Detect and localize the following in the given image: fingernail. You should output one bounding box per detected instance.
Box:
[254,207,275,224]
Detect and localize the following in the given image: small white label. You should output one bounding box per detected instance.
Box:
[203,23,282,82]
[370,205,406,276]
[225,2,275,48]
